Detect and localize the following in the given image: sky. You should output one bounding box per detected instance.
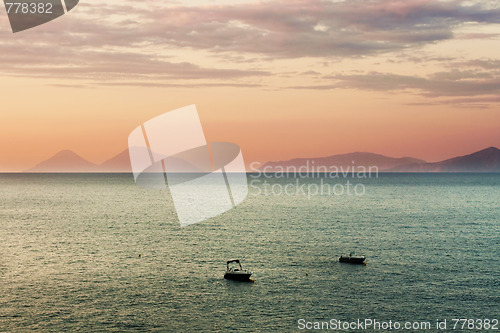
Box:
[0,0,500,171]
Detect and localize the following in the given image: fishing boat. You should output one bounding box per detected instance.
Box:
[339,252,366,265]
[224,259,253,281]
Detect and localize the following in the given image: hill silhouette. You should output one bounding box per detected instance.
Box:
[261,152,426,172]
[391,147,500,172]
[26,150,99,172]
[24,147,500,173]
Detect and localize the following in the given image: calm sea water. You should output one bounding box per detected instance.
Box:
[0,173,499,332]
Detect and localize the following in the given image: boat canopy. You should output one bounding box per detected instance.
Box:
[226,259,244,270]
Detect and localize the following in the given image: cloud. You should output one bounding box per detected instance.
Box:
[0,35,269,83]
[4,1,500,55]
[304,70,500,96]
[0,3,270,85]
[407,96,500,109]
[135,0,500,57]
[289,62,500,106]
[0,0,499,87]
[96,82,262,88]
[458,59,500,70]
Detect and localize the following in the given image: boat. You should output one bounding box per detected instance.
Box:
[224,259,253,281]
[339,252,366,265]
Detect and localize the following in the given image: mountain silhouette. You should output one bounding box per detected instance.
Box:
[26,150,99,172]
[100,149,132,172]
[24,147,500,173]
[26,149,204,173]
[391,147,500,172]
[261,152,426,172]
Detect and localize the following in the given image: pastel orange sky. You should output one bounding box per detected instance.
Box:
[1,0,499,171]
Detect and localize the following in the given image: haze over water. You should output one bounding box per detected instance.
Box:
[0,173,499,332]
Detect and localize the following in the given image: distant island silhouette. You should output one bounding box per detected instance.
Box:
[26,150,127,173]
[261,147,500,173]
[390,147,500,172]
[23,147,500,173]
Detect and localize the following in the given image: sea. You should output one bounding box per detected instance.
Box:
[0,173,499,332]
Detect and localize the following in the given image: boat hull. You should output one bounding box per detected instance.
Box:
[224,272,252,281]
[339,256,366,264]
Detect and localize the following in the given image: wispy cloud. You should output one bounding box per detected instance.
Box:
[329,71,500,97]
[0,39,269,82]
[407,96,500,109]
[304,57,500,106]
[290,60,500,107]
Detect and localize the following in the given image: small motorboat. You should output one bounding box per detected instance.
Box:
[339,252,366,265]
[224,259,253,281]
